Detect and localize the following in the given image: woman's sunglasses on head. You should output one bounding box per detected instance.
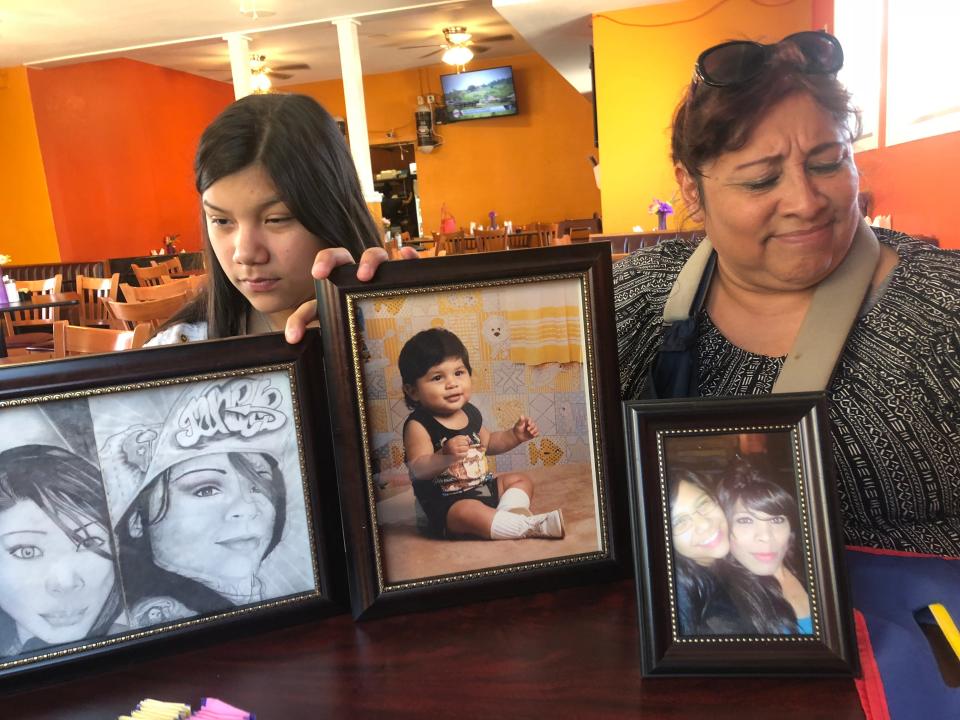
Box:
[695,31,844,88]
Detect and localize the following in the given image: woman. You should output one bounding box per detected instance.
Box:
[716,460,812,634]
[95,376,295,627]
[669,469,797,636]
[289,30,960,557]
[613,31,960,556]
[150,92,399,345]
[0,444,124,657]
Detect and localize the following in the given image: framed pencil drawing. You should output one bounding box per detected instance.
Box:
[0,331,344,680]
[624,393,858,676]
[317,244,629,619]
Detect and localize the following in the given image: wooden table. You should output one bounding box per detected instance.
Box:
[0,292,79,358]
[2,580,864,719]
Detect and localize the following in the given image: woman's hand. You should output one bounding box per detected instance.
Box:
[284,245,418,344]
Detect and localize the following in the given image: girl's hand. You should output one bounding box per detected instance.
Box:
[284,245,418,344]
[512,415,540,442]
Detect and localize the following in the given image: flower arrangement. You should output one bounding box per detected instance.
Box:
[648,199,674,231]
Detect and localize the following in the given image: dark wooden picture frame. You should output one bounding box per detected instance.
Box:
[317,245,629,619]
[623,393,857,676]
[0,331,344,681]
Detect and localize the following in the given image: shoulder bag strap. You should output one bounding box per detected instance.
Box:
[660,217,880,394]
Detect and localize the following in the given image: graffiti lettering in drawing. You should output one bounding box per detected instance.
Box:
[175,378,287,447]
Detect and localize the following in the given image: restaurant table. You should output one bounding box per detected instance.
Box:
[2,580,864,719]
[0,292,79,358]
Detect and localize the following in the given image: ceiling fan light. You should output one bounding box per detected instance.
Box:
[251,70,272,93]
[446,31,471,45]
[441,45,473,66]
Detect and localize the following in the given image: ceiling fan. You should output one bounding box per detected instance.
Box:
[399,26,514,62]
[215,54,310,83]
[247,53,309,80]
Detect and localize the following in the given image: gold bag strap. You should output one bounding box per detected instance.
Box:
[661,217,880,393]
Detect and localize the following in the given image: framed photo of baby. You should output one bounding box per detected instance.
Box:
[624,393,858,676]
[0,332,344,680]
[318,244,629,619]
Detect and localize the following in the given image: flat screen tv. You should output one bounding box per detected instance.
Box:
[440,65,518,122]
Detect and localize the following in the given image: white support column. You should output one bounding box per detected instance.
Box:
[224,33,253,100]
[332,18,380,203]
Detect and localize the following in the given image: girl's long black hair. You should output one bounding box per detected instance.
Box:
[164,93,382,338]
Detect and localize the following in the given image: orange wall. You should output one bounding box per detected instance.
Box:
[855,135,960,248]
[28,59,233,262]
[287,52,600,234]
[593,0,812,234]
[0,67,59,264]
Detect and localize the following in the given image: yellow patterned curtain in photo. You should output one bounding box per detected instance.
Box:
[504,280,583,365]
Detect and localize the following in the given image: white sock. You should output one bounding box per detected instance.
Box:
[497,487,531,513]
[490,510,529,539]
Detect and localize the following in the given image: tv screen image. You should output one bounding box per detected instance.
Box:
[440,65,518,122]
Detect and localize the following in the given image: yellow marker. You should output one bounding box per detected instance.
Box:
[929,603,960,661]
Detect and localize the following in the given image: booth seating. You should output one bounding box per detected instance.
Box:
[4,261,105,293]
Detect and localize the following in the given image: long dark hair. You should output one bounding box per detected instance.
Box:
[0,445,123,653]
[166,93,382,338]
[117,451,286,616]
[717,457,805,583]
[669,469,798,635]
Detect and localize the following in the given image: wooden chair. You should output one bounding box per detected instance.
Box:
[132,263,171,287]
[446,233,480,254]
[151,256,184,275]
[536,222,559,247]
[106,294,188,331]
[75,273,119,327]
[160,272,207,296]
[435,231,464,255]
[2,274,63,353]
[121,279,195,303]
[550,234,572,246]
[476,229,507,252]
[51,320,151,358]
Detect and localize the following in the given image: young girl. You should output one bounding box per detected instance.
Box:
[398,328,564,541]
[150,93,389,345]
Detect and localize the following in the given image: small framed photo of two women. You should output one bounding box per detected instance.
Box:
[318,244,630,619]
[623,393,858,676]
[0,332,343,680]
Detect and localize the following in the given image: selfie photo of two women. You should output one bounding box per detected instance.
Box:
[0,372,316,661]
[665,432,813,638]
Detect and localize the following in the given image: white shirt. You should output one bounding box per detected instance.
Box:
[145,321,208,347]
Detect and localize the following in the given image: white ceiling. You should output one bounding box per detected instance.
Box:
[1,0,668,91]
[0,0,535,86]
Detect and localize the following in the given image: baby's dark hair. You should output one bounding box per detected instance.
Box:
[398,328,472,409]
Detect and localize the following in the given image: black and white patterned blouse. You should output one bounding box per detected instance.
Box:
[615,229,960,555]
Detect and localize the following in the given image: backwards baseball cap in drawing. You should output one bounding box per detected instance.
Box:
[96,374,293,526]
